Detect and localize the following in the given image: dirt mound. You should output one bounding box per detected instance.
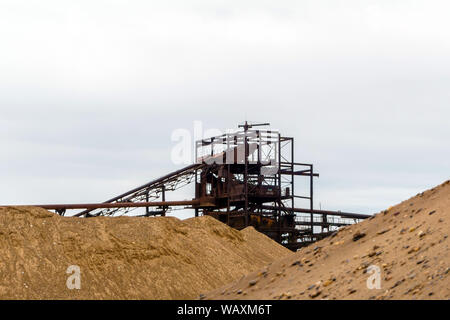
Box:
[205,180,450,300]
[0,208,290,299]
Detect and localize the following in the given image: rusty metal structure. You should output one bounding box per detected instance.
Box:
[5,122,370,250]
[190,121,369,249]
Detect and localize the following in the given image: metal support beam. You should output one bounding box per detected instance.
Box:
[3,200,200,211]
[259,205,372,219]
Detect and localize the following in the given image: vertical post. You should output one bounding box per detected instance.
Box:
[244,125,249,227]
[291,138,294,211]
[310,164,314,241]
[162,185,166,216]
[257,131,261,164]
[277,133,282,242]
[146,190,150,216]
[195,140,199,217]
[195,171,199,217]
[227,163,230,226]
[211,137,214,157]
[257,131,262,188]
[226,134,231,226]
[290,138,295,246]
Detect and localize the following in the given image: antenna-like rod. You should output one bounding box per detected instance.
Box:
[238,121,270,131]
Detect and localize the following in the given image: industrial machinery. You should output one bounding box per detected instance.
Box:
[9,122,370,250]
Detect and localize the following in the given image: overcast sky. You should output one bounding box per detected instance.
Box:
[0,0,449,218]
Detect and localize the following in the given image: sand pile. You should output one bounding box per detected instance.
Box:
[0,207,290,299]
[205,180,450,300]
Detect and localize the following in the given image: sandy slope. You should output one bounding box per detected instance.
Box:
[204,180,450,300]
[0,208,290,299]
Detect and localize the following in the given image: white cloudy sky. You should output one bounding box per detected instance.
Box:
[0,0,449,218]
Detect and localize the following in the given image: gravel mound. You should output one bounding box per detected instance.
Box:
[0,208,290,299]
[204,180,450,300]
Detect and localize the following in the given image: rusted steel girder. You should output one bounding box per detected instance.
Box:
[258,205,372,220]
[1,200,200,211]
